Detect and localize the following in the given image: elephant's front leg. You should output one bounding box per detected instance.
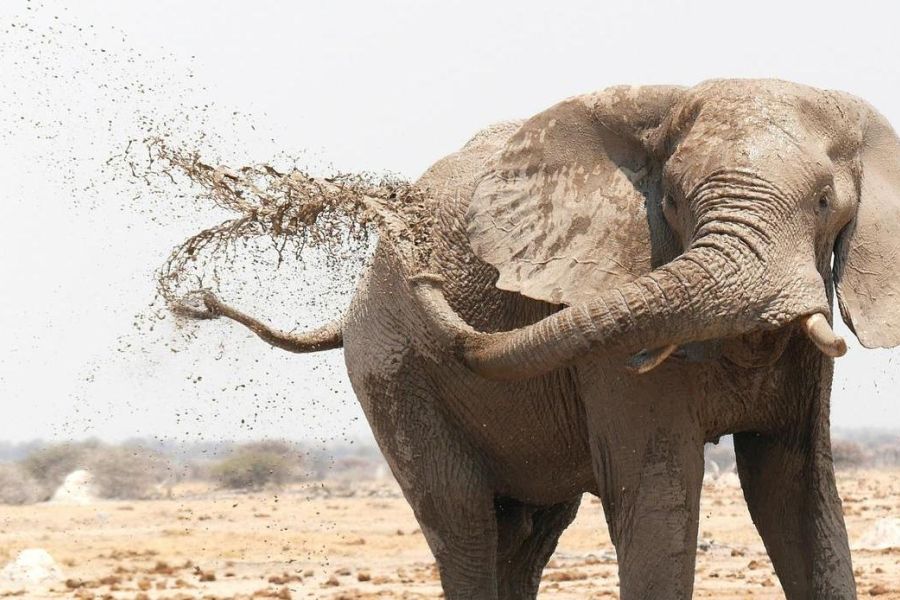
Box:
[734,348,856,600]
[735,430,856,599]
[595,432,705,599]
[581,362,706,600]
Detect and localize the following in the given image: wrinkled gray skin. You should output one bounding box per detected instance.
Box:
[200,80,900,599]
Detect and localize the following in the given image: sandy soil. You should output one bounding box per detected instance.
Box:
[0,470,897,599]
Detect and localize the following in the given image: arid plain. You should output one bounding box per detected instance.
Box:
[0,470,897,599]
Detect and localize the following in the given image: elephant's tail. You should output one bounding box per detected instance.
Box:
[185,291,343,353]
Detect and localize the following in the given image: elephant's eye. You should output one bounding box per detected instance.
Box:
[816,190,833,217]
[663,193,677,212]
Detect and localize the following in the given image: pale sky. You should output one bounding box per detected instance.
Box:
[1,0,898,444]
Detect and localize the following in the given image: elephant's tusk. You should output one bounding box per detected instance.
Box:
[801,313,847,358]
[625,344,679,374]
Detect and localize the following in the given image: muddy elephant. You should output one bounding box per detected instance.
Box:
[196,80,900,599]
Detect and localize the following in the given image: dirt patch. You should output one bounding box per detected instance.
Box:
[0,471,896,598]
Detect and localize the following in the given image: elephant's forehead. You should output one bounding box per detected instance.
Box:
[684,80,817,133]
[669,81,865,183]
[695,96,805,135]
[667,116,816,185]
[665,89,829,179]
[691,78,817,104]
[686,81,857,139]
[683,108,809,154]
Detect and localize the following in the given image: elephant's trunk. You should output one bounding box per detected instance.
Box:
[414,231,839,380]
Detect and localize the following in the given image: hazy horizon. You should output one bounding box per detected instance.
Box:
[1,0,898,445]
[1,424,899,447]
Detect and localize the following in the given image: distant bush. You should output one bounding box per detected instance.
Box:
[832,439,869,470]
[304,444,388,480]
[18,442,170,500]
[238,440,297,457]
[0,463,44,505]
[873,443,900,467]
[19,441,96,494]
[211,446,296,490]
[84,445,170,500]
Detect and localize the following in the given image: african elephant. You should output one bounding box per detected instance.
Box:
[196,79,900,599]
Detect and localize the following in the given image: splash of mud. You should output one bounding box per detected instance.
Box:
[131,137,434,321]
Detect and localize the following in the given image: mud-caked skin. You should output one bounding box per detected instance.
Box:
[212,80,900,599]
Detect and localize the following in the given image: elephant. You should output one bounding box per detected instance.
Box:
[193,79,900,599]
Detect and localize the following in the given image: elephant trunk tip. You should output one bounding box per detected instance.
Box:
[801,313,847,358]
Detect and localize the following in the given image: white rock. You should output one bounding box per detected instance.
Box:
[715,471,742,489]
[50,469,97,505]
[0,548,63,587]
[854,517,900,550]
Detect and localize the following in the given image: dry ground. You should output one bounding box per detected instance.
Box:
[0,470,897,599]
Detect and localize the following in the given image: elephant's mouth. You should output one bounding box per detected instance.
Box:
[632,314,846,373]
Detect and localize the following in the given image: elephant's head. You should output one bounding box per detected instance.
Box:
[425,79,900,379]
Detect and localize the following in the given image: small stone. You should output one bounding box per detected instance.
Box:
[198,570,216,582]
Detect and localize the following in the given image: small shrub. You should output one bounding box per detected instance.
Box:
[84,445,170,500]
[238,440,296,456]
[832,439,868,470]
[19,442,95,494]
[0,463,44,505]
[212,450,293,490]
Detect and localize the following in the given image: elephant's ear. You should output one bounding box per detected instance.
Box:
[834,102,900,348]
[467,86,685,306]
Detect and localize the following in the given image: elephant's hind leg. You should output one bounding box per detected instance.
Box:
[415,486,500,599]
[495,497,582,600]
[353,368,501,598]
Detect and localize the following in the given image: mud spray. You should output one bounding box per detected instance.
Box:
[1,2,432,450]
[129,137,434,323]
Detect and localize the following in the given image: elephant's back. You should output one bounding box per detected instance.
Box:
[415,120,523,191]
[414,121,558,332]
